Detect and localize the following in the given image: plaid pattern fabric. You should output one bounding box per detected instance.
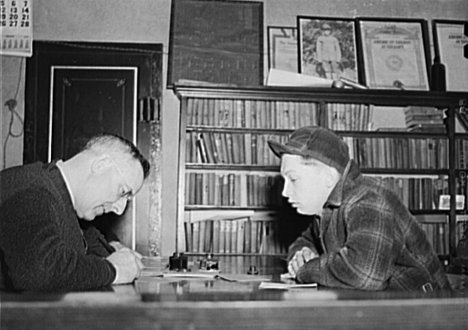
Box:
[288,161,450,291]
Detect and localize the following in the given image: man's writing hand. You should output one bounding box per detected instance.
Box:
[288,247,318,278]
[109,241,130,252]
[107,248,144,285]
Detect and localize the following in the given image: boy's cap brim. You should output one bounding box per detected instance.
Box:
[267,126,350,173]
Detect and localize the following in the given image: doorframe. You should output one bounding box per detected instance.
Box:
[25,41,163,255]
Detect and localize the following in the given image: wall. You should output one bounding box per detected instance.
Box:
[1,0,467,255]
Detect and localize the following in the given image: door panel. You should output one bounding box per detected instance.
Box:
[50,67,136,160]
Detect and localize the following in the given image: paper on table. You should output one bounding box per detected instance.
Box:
[143,270,220,278]
[259,273,317,289]
[259,281,317,290]
[280,273,295,280]
[266,68,334,88]
[216,273,271,282]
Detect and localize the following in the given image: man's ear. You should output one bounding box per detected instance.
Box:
[90,155,112,174]
[325,166,340,188]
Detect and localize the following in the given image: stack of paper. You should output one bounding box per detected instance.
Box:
[258,281,317,290]
[266,68,334,88]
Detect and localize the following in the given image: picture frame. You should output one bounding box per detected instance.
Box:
[167,0,263,88]
[297,16,359,82]
[267,26,298,73]
[356,17,431,90]
[433,20,468,92]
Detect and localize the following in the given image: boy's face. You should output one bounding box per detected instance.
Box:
[280,154,332,216]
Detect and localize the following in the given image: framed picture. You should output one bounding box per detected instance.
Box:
[167,0,263,88]
[433,20,468,92]
[267,26,298,73]
[297,16,359,82]
[356,17,431,90]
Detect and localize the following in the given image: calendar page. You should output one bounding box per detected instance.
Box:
[0,0,32,57]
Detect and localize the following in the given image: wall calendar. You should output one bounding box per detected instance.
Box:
[0,0,32,57]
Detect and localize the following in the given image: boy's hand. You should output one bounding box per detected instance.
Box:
[288,247,318,278]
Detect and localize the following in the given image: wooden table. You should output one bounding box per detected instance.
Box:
[2,256,468,330]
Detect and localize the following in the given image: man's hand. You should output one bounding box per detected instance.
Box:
[288,247,318,278]
[106,248,144,285]
[109,241,127,252]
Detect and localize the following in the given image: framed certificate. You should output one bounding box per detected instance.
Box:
[433,20,468,92]
[356,17,431,90]
[267,26,298,73]
[297,16,359,82]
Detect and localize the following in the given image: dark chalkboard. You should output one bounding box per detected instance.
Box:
[168,0,263,87]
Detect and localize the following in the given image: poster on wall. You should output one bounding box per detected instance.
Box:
[0,0,32,57]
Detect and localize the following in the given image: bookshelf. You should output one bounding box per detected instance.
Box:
[174,85,468,264]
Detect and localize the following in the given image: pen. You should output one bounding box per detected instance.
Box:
[99,236,116,254]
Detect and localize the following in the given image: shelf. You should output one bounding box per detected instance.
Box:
[186,163,279,172]
[174,85,466,108]
[176,85,468,261]
[187,125,449,138]
[186,164,449,176]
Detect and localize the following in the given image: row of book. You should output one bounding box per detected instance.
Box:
[187,131,285,166]
[456,139,468,169]
[420,222,449,255]
[184,218,286,255]
[182,214,465,256]
[186,97,373,131]
[343,136,449,170]
[185,171,457,211]
[404,106,444,128]
[414,214,449,255]
[380,176,448,211]
[457,215,468,242]
[188,131,449,170]
[185,172,284,207]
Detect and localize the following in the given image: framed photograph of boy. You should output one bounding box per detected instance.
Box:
[297,16,359,82]
[267,26,298,73]
[356,17,431,90]
[433,20,468,92]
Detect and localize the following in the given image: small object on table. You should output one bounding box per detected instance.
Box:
[169,252,188,270]
[247,265,259,275]
[198,253,219,270]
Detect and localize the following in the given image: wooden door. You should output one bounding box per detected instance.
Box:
[25,42,163,255]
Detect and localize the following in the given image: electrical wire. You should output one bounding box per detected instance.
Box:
[2,57,25,170]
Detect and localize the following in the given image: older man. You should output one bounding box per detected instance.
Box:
[0,134,150,292]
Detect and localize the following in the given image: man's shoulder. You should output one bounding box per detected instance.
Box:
[0,162,57,200]
[1,161,47,177]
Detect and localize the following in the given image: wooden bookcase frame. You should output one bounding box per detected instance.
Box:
[174,85,467,264]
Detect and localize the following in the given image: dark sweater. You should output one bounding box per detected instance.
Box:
[0,162,116,292]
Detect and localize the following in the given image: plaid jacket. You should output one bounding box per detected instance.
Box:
[288,161,450,291]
